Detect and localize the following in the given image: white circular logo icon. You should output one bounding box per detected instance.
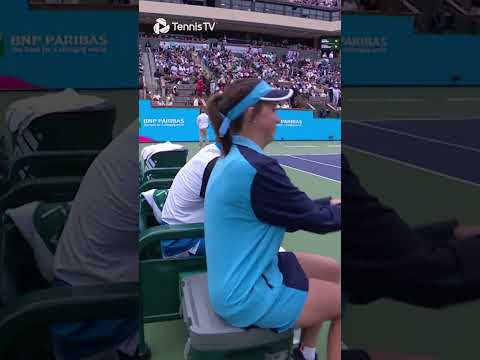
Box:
[153,18,170,34]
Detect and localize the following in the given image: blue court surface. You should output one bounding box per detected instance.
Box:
[344,119,480,186]
[273,154,341,183]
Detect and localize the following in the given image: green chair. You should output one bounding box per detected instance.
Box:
[6,102,114,156]
[0,282,138,360]
[139,224,206,321]
[139,178,174,193]
[141,167,181,184]
[143,149,188,170]
[139,224,207,356]
[0,177,82,305]
[2,102,114,194]
[139,189,168,234]
[0,176,139,360]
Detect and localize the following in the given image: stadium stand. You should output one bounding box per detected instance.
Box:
[139,34,341,114]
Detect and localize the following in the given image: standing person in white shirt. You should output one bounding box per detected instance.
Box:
[196,107,210,147]
[332,85,341,109]
[193,96,200,107]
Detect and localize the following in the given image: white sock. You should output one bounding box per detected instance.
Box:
[301,345,316,360]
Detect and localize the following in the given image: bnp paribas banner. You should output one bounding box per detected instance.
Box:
[0,2,137,90]
[342,15,480,85]
[139,100,341,142]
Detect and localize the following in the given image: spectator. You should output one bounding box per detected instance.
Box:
[195,77,205,97]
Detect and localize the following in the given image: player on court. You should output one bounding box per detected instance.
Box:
[205,79,341,360]
[196,107,210,147]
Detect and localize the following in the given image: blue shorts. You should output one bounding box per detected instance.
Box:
[159,220,205,257]
[49,278,138,360]
[254,252,308,333]
[161,237,205,257]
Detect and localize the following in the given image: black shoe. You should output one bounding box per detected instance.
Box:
[291,347,318,360]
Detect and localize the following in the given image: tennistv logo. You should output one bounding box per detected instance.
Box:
[153,18,216,34]
[153,18,170,34]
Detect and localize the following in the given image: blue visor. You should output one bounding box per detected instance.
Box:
[219,81,293,137]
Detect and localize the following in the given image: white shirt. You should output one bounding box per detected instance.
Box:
[196,113,210,129]
[161,144,221,225]
[333,88,341,98]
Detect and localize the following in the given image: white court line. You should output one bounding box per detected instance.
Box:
[280,164,341,183]
[348,98,424,102]
[347,121,480,153]
[288,155,341,169]
[328,144,341,147]
[284,145,320,148]
[344,145,479,188]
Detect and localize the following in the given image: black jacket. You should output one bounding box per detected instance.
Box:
[342,155,480,308]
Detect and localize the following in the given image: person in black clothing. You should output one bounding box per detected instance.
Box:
[341,154,480,359]
[342,154,480,307]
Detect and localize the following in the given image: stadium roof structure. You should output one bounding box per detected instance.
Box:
[139,1,340,38]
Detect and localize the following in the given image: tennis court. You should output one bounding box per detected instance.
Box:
[140,140,341,360]
[343,87,480,359]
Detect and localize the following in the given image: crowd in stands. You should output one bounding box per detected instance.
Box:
[200,45,339,99]
[149,43,206,85]
[140,33,318,51]
[141,38,341,110]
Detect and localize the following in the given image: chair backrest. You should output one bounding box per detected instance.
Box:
[6,150,99,188]
[145,149,188,169]
[0,177,82,212]
[13,105,115,155]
